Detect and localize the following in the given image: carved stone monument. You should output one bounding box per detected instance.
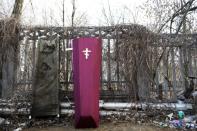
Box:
[32,38,59,117]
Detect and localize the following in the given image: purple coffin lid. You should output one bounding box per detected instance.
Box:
[73,37,101,128]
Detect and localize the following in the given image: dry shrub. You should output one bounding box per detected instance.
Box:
[118,24,157,101]
[0,18,20,61]
[0,18,20,98]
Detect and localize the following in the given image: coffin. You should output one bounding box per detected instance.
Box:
[73,37,101,128]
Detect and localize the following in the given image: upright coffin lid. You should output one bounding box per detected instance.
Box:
[73,37,101,128]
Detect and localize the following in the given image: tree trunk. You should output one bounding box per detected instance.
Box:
[137,56,151,100]
[11,0,24,19]
[0,0,24,98]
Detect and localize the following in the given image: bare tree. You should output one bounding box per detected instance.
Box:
[143,0,197,33]
[141,0,197,99]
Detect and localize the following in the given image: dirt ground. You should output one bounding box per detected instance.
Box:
[23,122,176,131]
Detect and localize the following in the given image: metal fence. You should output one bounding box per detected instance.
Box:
[16,25,197,102]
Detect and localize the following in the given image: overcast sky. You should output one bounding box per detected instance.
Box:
[0,0,147,26]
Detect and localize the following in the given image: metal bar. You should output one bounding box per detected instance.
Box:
[0,102,192,115]
[32,33,36,84]
[107,38,111,90]
[16,80,128,85]
[115,38,120,88]
[171,48,177,99]
[179,47,185,89]
[65,38,69,90]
